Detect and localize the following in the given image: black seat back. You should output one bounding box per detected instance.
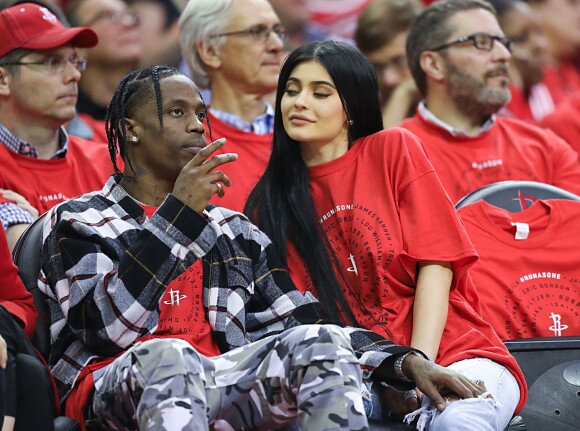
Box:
[504,337,580,431]
[12,213,51,359]
[455,180,580,211]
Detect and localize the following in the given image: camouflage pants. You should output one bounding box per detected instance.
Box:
[90,324,368,431]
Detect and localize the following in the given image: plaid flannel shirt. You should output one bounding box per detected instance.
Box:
[39,177,416,401]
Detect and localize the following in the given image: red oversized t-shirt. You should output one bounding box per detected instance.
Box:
[459,199,580,340]
[0,135,112,217]
[137,204,220,356]
[286,128,527,411]
[206,112,273,213]
[400,112,580,203]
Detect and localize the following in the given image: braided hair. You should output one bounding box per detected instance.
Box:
[105,65,213,179]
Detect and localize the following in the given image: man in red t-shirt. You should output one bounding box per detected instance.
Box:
[0,3,112,250]
[178,0,285,212]
[401,0,580,203]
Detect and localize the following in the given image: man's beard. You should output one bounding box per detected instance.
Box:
[445,59,511,120]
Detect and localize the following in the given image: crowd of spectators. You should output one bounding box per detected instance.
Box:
[0,0,579,430]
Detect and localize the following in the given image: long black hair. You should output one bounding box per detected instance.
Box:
[105,65,213,178]
[245,41,383,325]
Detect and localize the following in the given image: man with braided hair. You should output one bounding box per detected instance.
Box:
[39,65,485,430]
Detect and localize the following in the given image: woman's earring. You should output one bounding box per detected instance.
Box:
[349,119,354,126]
[132,136,138,142]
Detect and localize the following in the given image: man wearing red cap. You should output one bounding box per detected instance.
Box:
[0,2,112,250]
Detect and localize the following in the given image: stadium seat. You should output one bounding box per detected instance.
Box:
[455,180,580,211]
[503,337,580,431]
[12,213,81,431]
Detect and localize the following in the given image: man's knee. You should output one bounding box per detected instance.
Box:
[429,397,497,431]
[130,338,206,384]
[286,324,357,363]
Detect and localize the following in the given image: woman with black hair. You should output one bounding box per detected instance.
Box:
[246,40,527,429]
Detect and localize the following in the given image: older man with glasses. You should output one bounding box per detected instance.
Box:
[179,0,286,213]
[399,0,580,203]
[0,2,112,250]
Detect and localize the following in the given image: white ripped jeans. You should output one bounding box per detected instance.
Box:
[405,358,521,431]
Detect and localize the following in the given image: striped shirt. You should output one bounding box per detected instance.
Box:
[209,103,274,135]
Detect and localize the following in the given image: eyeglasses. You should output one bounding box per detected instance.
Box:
[429,33,513,53]
[3,54,87,73]
[209,24,287,42]
[83,10,142,27]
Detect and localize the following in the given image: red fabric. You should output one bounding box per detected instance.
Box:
[400,113,580,203]
[206,112,273,212]
[0,3,97,58]
[138,203,220,356]
[287,128,527,412]
[502,85,535,123]
[139,259,220,357]
[459,199,580,340]
[65,271,221,429]
[65,356,117,431]
[76,113,108,145]
[0,135,112,216]
[541,63,580,105]
[540,91,580,156]
[307,0,370,38]
[0,228,36,339]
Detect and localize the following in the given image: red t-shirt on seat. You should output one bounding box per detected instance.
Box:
[459,199,580,340]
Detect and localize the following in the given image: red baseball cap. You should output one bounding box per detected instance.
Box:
[0,3,98,58]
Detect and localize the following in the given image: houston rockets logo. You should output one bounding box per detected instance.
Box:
[549,312,568,336]
[512,190,537,211]
[503,274,578,338]
[164,288,187,306]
